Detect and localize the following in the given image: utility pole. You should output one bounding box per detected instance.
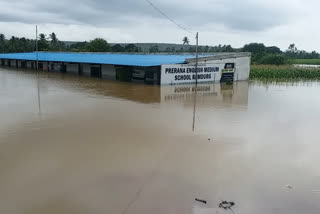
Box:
[36,25,39,71]
[35,25,41,119]
[195,32,199,86]
[192,32,199,132]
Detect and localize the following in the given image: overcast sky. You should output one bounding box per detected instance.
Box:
[0,0,318,51]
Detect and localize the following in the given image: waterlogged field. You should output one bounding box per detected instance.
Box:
[250,65,320,80]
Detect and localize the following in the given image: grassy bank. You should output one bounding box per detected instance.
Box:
[289,59,320,65]
[250,65,320,80]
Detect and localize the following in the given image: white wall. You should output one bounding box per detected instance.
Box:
[203,56,251,81]
[161,64,224,85]
[160,56,251,85]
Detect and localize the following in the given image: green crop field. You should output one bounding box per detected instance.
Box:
[250,65,320,80]
[289,59,320,65]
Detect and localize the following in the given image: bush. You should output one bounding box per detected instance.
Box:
[258,54,287,65]
[251,52,266,64]
[86,38,110,52]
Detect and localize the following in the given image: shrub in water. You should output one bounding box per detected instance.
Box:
[250,65,320,80]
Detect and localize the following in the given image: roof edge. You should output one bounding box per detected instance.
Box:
[186,52,251,62]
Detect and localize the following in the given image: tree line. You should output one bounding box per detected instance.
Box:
[0,32,65,53]
[1,32,319,65]
[242,43,320,65]
[0,33,143,53]
[0,32,236,54]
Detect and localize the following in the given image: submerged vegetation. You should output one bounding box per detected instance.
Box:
[250,65,320,80]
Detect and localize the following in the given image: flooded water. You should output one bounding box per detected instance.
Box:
[1,68,320,214]
[294,64,320,68]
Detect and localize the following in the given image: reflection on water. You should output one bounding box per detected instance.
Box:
[161,82,248,107]
[160,82,249,131]
[1,68,320,214]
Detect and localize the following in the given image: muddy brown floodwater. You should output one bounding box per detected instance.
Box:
[1,68,320,214]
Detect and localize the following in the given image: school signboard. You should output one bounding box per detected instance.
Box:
[160,63,233,85]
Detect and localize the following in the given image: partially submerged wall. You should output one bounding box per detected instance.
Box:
[203,56,250,81]
[0,59,118,80]
[160,54,251,85]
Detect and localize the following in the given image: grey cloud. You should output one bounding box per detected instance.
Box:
[0,0,294,31]
[158,0,290,31]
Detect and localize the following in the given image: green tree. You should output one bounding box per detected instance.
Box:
[223,45,234,52]
[8,36,19,52]
[310,51,320,59]
[242,43,267,63]
[242,43,266,54]
[86,38,110,52]
[285,44,299,58]
[111,44,125,52]
[0,33,5,53]
[69,42,88,52]
[38,33,49,51]
[284,43,319,59]
[165,47,171,52]
[258,54,286,65]
[18,37,32,52]
[49,32,57,43]
[265,46,282,54]
[149,45,159,53]
[124,44,139,52]
[287,43,297,53]
[187,46,195,53]
[204,45,209,52]
[182,36,190,45]
[58,41,66,51]
[49,32,61,51]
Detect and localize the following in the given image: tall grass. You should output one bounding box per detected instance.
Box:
[250,65,320,80]
[289,59,320,65]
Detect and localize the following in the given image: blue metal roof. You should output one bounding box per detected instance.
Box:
[0,52,208,67]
